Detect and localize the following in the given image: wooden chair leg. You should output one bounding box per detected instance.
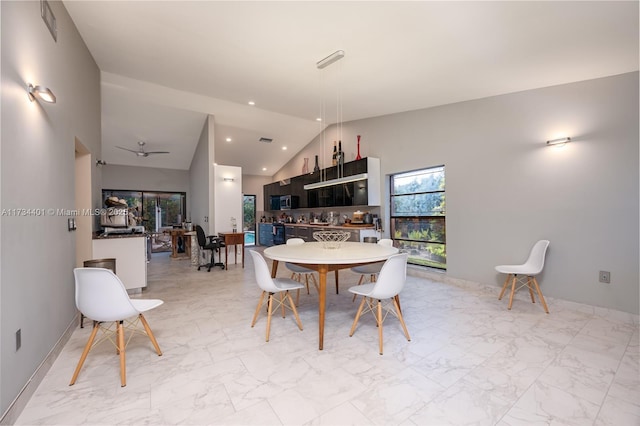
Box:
[526,277,536,303]
[69,321,100,385]
[349,297,367,336]
[139,314,162,356]
[498,274,511,300]
[377,299,384,355]
[305,274,310,294]
[507,274,517,310]
[352,274,366,302]
[280,292,286,318]
[310,273,319,292]
[532,277,550,313]
[393,296,411,341]
[265,293,274,342]
[117,321,126,387]
[251,291,265,327]
[286,291,303,331]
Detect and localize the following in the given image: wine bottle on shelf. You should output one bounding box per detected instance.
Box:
[332,141,337,166]
[338,140,344,177]
[313,155,320,172]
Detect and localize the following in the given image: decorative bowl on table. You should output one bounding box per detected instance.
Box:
[313,230,350,249]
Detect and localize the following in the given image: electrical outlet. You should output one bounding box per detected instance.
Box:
[599,270,611,284]
[16,329,21,351]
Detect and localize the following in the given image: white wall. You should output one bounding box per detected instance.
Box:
[189,116,213,232]
[1,0,101,416]
[213,165,243,234]
[276,73,639,314]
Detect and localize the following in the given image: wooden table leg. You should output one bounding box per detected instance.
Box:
[270,260,279,278]
[318,265,328,350]
[335,270,339,294]
[241,241,245,268]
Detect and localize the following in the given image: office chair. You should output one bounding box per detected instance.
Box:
[196,225,225,271]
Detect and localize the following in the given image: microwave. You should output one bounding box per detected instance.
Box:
[279,195,299,210]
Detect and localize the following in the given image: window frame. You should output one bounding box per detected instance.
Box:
[389,165,446,270]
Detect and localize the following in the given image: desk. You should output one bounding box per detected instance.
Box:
[219,232,245,269]
[164,229,191,259]
[263,241,398,350]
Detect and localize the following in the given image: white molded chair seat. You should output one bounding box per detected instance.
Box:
[496,239,550,313]
[284,238,318,303]
[350,239,393,301]
[348,253,411,355]
[70,268,163,387]
[250,250,305,342]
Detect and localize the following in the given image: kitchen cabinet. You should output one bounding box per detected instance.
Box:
[263,157,380,210]
[285,225,296,240]
[258,223,274,246]
[92,235,147,291]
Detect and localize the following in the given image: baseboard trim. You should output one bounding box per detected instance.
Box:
[0,315,78,425]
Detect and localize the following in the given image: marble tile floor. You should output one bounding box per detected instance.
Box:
[15,249,640,425]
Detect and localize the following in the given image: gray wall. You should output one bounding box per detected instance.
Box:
[1,0,102,415]
[276,73,639,314]
[189,116,213,232]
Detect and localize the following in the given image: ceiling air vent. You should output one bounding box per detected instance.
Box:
[259,137,273,143]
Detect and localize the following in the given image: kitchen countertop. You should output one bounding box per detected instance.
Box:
[93,232,147,239]
[282,223,375,229]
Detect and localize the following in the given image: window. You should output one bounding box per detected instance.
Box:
[102,189,186,232]
[390,166,446,269]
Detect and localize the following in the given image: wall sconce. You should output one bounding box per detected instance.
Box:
[27,84,56,103]
[546,137,571,146]
[223,177,235,182]
[96,160,107,166]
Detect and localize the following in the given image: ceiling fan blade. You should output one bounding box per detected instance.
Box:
[145,151,170,155]
[116,146,139,153]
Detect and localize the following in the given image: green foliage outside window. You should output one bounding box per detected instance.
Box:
[391,166,446,269]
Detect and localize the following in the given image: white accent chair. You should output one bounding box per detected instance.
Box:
[70,268,163,387]
[350,238,393,302]
[250,250,304,342]
[348,253,411,355]
[284,238,318,304]
[496,240,550,313]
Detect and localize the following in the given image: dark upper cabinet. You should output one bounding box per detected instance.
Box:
[290,175,307,208]
[264,157,379,210]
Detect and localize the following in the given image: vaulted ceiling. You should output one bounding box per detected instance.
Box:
[63,1,639,175]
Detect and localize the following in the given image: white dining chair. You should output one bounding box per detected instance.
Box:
[249,250,304,342]
[350,238,393,302]
[284,238,318,304]
[496,240,550,313]
[70,268,163,387]
[348,253,411,355]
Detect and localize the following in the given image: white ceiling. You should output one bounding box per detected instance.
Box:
[63,1,639,175]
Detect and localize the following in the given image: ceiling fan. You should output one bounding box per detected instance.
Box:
[116,141,170,157]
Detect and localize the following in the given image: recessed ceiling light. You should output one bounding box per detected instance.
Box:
[248,101,255,106]
[226,137,232,142]
[282,146,287,150]
[316,118,322,122]
[262,167,267,171]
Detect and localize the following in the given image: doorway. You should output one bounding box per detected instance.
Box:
[243,194,256,246]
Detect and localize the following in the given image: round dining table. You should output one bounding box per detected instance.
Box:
[263,241,398,350]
